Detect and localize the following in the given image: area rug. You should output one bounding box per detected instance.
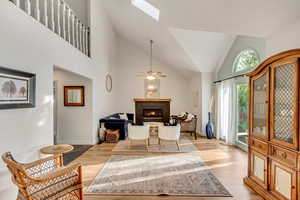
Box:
[63,145,93,165]
[86,155,232,197]
[112,136,199,153]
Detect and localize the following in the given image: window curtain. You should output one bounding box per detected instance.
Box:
[216,79,236,145]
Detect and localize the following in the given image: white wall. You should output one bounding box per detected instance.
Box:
[0,0,117,199]
[200,72,215,136]
[188,73,202,133]
[266,19,300,57]
[114,37,191,115]
[89,0,118,143]
[64,0,88,26]
[54,68,93,144]
[186,72,215,136]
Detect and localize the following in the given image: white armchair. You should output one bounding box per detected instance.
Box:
[128,124,150,150]
[158,124,181,151]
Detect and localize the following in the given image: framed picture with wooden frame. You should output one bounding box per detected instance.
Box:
[64,86,85,106]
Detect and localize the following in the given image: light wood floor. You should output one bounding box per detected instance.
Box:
[71,134,262,200]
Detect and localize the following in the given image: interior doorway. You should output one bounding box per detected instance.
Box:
[53,67,93,145]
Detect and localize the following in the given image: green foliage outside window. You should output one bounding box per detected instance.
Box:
[237,84,248,133]
[235,49,259,146]
[234,49,259,72]
[234,49,259,132]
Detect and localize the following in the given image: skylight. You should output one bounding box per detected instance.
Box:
[131,0,160,21]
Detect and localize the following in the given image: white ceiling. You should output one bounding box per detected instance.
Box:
[102,0,300,73]
[170,28,236,72]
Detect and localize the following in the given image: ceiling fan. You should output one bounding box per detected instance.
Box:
[136,40,167,80]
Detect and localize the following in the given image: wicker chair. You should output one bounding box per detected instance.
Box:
[2,152,83,200]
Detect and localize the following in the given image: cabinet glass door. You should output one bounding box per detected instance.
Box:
[271,60,298,149]
[251,70,268,140]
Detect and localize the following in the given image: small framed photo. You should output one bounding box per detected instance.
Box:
[0,66,36,109]
[64,86,85,106]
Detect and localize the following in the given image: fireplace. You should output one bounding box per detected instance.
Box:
[143,109,163,119]
[134,99,170,123]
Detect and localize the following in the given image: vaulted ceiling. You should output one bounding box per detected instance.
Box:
[102,0,300,73]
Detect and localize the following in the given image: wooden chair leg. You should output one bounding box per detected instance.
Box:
[158,138,162,150]
[145,139,149,151]
[79,187,83,200]
[176,140,181,152]
[78,166,83,199]
[128,139,131,149]
[194,132,197,140]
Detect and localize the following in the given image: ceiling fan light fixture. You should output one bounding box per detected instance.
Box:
[146,75,156,80]
[147,85,155,90]
[136,40,166,79]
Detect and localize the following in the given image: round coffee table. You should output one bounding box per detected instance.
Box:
[40,144,74,155]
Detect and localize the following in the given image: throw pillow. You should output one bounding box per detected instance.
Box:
[105,129,120,143]
[185,113,195,122]
[99,124,106,143]
[178,112,186,117]
[106,129,119,134]
[119,113,128,120]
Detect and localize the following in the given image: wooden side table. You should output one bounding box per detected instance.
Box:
[40,144,74,155]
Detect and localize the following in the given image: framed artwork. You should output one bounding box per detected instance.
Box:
[0,66,36,109]
[64,86,85,106]
[105,74,112,92]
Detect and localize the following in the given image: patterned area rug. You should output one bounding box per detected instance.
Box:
[86,155,232,197]
[112,136,199,153]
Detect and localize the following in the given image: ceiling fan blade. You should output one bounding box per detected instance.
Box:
[151,72,160,76]
[152,72,166,76]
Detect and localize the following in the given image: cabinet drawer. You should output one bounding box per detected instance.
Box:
[251,138,268,155]
[270,145,297,169]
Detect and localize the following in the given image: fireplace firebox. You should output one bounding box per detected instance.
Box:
[134,99,170,123]
[143,109,163,118]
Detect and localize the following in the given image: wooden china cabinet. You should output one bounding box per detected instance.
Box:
[244,49,300,200]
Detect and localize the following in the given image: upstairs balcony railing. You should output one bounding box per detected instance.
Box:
[9,0,90,57]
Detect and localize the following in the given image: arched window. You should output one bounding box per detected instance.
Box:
[233,49,260,73]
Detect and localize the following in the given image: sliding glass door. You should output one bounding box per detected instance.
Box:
[236,82,249,151]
